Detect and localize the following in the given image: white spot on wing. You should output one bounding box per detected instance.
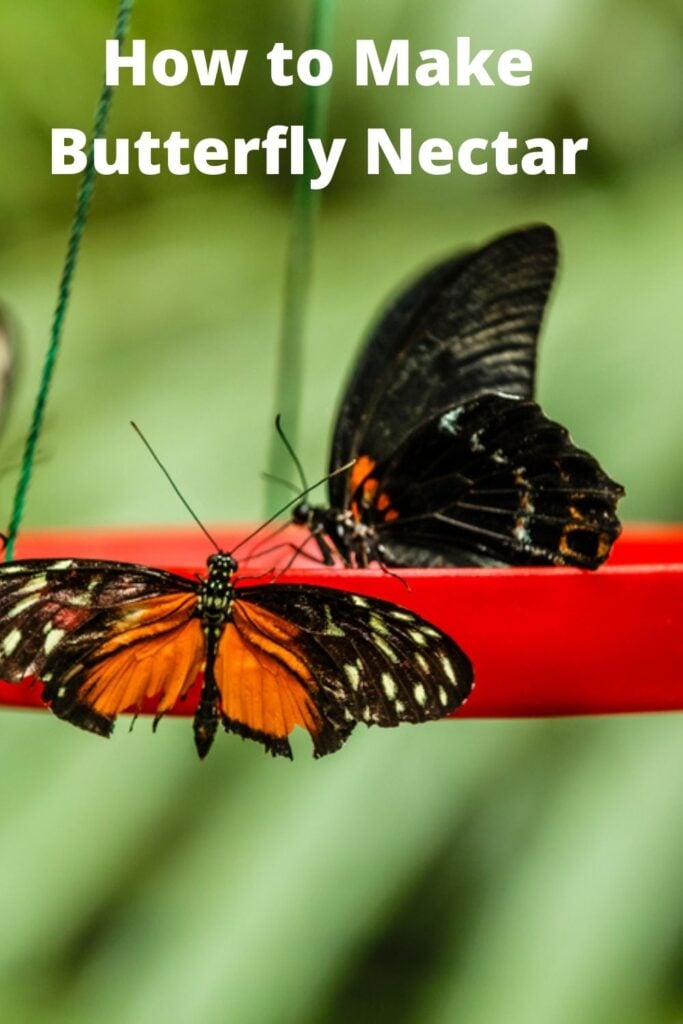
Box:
[18,574,47,595]
[51,560,74,570]
[44,628,65,655]
[470,429,485,452]
[7,595,39,618]
[324,605,345,637]
[415,653,429,673]
[374,636,399,662]
[514,519,531,545]
[414,683,427,706]
[3,628,22,655]
[369,613,389,637]
[344,664,361,691]
[409,629,427,646]
[439,407,464,435]
[440,654,456,684]
[381,673,397,700]
[439,686,449,707]
[351,595,369,608]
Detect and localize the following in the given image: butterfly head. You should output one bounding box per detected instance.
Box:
[291,500,314,526]
[291,500,336,535]
[206,552,237,577]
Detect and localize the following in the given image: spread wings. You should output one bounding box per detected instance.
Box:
[348,395,624,568]
[229,585,473,758]
[0,559,473,759]
[329,225,558,507]
[0,558,199,734]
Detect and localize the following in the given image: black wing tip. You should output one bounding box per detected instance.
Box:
[222,715,294,760]
[458,653,475,703]
[311,719,355,758]
[451,395,624,568]
[47,697,114,739]
[491,222,557,252]
[554,510,624,570]
[435,644,475,716]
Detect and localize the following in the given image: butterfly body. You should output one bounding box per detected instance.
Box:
[193,552,237,756]
[291,226,624,570]
[292,502,380,568]
[0,553,473,759]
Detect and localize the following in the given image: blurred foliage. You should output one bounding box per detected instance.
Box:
[0,1,681,1022]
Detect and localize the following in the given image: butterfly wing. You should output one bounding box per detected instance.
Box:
[0,560,472,760]
[351,395,624,568]
[0,558,201,735]
[216,584,474,759]
[329,225,558,507]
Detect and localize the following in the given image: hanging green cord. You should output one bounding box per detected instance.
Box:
[4,0,134,561]
[265,0,337,514]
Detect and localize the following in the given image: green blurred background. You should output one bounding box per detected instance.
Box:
[0,2,681,1022]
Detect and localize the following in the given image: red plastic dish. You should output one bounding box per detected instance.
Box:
[1,523,681,718]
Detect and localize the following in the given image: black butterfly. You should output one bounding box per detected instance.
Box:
[0,552,473,759]
[291,225,624,569]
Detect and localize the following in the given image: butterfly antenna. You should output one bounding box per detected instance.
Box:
[260,470,301,496]
[131,422,221,552]
[231,459,355,556]
[275,414,309,491]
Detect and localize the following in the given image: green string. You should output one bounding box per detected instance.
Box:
[265,0,337,514]
[4,0,134,561]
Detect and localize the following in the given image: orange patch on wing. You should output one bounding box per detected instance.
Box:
[75,594,202,719]
[97,593,197,655]
[361,478,379,504]
[215,601,321,742]
[349,454,377,494]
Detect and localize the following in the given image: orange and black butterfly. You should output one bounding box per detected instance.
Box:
[290,225,624,569]
[0,552,473,759]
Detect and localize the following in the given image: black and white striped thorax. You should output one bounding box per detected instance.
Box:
[196,553,237,635]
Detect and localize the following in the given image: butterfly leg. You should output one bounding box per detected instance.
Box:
[375,545,411,589]
[245,539,327,568]
[270,536,329,580]
[309,528,339,566]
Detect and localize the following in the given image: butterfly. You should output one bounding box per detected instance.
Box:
[290,225,624,569]
[0,551,473,759]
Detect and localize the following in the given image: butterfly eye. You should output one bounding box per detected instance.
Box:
[207,553,237,573]
[292,502,311,525]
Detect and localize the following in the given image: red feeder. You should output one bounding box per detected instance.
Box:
[0,523,681,718]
